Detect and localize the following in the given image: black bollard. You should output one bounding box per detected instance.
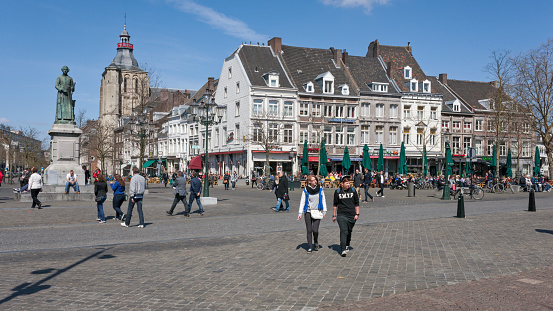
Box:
[528,188,536,212]
[456,194,465,218]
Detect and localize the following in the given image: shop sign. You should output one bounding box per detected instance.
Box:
[482,157,492,162]
[307,148,319,152]
[452,154,466,157]
[328,118,354,123]
[227,132,234,143]
[191,145,200,149]
[370,150,399,156]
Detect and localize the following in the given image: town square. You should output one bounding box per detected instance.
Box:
[1,0,553,310]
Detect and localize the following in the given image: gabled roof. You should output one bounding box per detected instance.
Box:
[237,45,294,88]
[347,55,398,94]
[185,79,219,106]
[367,40,427,93]
[427,76,472,114]
[444,79,498,110]
[280,45,357,96]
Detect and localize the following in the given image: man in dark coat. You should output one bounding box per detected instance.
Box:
[273,172,289,212]
[362,168,373,203]
[187,172,204,216]
[166,171,188,216]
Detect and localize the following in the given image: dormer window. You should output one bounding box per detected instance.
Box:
[410,79,418,92]
[315,71,335,94]
[422,79,431,93]
[453,102,460,112]
[339,84,349,95]
[262,71,280,88]
[303,82,314,93]
[368,82,389,93]
[404,66,412,79]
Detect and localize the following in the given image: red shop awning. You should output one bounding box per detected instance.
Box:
[188,155,203,170]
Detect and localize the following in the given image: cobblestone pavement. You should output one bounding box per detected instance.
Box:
[1,183,553,310]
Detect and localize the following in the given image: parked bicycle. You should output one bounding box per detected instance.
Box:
[256,178,274,190]
[453,184,484,200]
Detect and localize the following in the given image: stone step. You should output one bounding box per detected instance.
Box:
[15,189,150,202]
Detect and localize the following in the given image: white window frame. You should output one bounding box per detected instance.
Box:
[235,101,240,117]
[284,101,293,117]
[390,105,398,118]
[475,119,483,131]
[268,100,278,116]
[376,104,384,117]
[361,103,370,117]
[253,99,263,116]
[422,80,431,93]
[410,79,418,92]
[299,102,309,116]
[404,66,412,79]
[389,127,397,145]
[312,103,321,117]
[236,81,240,94]
[375,126,384,144]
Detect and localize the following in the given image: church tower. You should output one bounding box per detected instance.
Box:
[99,24,149,129]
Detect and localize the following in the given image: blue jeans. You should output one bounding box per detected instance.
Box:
[125,197,144,226]
[65,182,80,193]
[96,196,106,221]
[275,197,289,211]
[187,194,204,214]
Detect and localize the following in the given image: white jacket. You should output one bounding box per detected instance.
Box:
[28,173,43,190]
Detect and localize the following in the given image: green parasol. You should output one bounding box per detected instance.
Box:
[319,139,329,176]
[491,145,497,173]
[377,143,384,172]
[506,148,512,178]
[301,141,309,175]
[465,153,471,176]
[362,144,371,171]
[398,142,406,175]
[423,144,428,177]
[342,146,351,174]
[534,146,541,177]
[445,141,453,177]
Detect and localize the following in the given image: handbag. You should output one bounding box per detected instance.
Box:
[283,193,290,201]
[223,179,228,184]
[123,194,128,201]
[95,196,102,202]
[310,209,324,219]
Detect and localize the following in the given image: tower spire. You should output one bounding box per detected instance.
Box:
[124,11,127,30]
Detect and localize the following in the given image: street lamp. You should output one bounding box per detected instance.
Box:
[189,90,224,197]
[442,128,452,200]
[129,113,154,175]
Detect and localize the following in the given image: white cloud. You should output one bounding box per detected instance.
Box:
[319,0,391,13]
[167,0,267,42]
[0,118,10,124]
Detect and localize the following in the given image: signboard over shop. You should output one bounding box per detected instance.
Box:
[328,118,354,123]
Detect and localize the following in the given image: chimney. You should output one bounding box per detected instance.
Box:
[489,81,499,88]
[207,77,215,93]
[268,37,282,54]
[342,49,349,66]
[332,48,343,65]
[439,73,447,85]
[368,39,379,58]
[386,62,394,80]
[406,42,412,54]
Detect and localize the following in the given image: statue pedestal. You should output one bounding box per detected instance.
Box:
[44,124,85,185]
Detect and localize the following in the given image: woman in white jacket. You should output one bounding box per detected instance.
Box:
[298,175,327,253]
[28,167,43,209]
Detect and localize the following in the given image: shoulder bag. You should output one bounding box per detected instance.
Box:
[310,209,324,219]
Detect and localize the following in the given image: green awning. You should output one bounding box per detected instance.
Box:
[143,160,157,168]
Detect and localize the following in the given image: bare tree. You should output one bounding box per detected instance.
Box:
[75,108,88,128]
[18,126,46,169]
[247,120,282,176]
[485,50,514,175]
[89,122,115,174]
[511,39,553,179]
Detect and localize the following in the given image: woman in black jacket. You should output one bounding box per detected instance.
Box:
[94,174,108,223]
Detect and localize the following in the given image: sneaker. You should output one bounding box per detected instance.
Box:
[341,250,347,257]
[345,246,350,253]
[99,220,106,223]
[314,244,320,250]
[138,224,144,228]
[307,249,312,253]
[184,213,190,217]
[381,196,385,198]
[121,214,125,221]
[37,203,42,209]
[121,223,129,227]
[96,218,101,221]
[166,211,173,216]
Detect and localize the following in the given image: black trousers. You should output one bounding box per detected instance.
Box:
[336,215,356,252]
[377,184,384,196]
[168,194,188,214]
[31,189,41,207]
[364,184,373,201]
[304,212,321,249]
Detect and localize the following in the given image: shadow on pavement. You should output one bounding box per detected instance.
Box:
[327,244,342,254]
[0,248,115,306]
[535,229,553,235]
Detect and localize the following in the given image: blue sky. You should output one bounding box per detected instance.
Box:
[1,0,551,140]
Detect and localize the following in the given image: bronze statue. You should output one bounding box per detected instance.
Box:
[55,66,75,124]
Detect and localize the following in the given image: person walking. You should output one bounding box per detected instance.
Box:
[122,167,146,228]
[223,171,230,190]
[353,169,363,198]
[273,172,290,212]
[376,171,385,198]
[298,175,327,253]
[0,170,3,187]
[251,171,257,188]
[231,171,238,190]
[332,175,360,257]
[28,167,43,209]
[362,168,374,203]
[162,172,169,187]
[83,165,90,185]
[94,174,108,223]
[187,172,204,216]
[110,174,126,221]
[166,171,189,216]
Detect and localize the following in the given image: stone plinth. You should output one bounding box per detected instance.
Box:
[44,124,85,185]
[200,197,218,205]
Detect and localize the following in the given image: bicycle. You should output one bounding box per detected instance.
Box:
[453,184,484,200]
[256,178,274,191]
